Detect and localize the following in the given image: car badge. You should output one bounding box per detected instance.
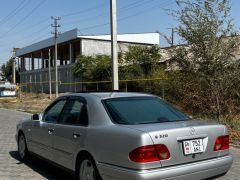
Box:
[190,127,196,135]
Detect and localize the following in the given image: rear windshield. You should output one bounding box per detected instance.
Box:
[103,97,189,125]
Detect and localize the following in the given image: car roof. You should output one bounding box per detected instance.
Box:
[66,92,154,100]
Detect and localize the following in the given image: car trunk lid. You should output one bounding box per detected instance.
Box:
[123,120,228,167]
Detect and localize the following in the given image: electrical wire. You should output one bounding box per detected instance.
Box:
[0,0,175,60]
[118,0,175,23]
[0,1,108,45]
[0,0,47,39]
[28,32,50,45]
[0,0,28,25]
[119,0,155,11]
[2,0,173,46]
[0,24,50,47]
[1,0,152,45]
[78,0,174,32]
[62,0,156,27]
[61,1,108,17]
[0,0,149,47]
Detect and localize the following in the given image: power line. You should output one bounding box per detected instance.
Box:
[0,0,47,39]
[78,0,174,32]
[119,0,155,11]
[118,0,174,22]
[19,25,50,43]
[2,1,108,37]
[51,16,61,98]
[0,0,28,25]
[0,24,50,47]
[0,1,109,46]
[5,0,173,46]
[0,0,153,47]
[28,32,50,45]
[0,0,174,58]
[13,17,50,35]
[61,1,108,17]
[62,0,156,27]
[0,18,50,47]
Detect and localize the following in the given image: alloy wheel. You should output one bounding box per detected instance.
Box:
[18,135,26,160]
[79,159,97,180]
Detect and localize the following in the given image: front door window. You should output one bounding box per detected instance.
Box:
[43,100,67,123]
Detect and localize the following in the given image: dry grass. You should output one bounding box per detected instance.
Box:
[0,93,54,114]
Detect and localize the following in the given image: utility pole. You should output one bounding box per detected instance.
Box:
[48,49,52,99]
[171,28,174,47]
[110,0,119,90]
[167,28,175,47]
[51,16,61,98]
[12,57,16,84]
[12,48,18,84]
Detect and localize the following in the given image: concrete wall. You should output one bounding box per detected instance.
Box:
[19,64,82,93]
[81,39,143,56]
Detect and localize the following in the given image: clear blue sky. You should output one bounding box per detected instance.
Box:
[0,0,239,65]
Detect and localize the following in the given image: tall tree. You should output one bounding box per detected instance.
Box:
[169,0,240,119]
[1,59,13,82]
[73,46,166,92]
[73,55,112,81]
[122,45,166,93]
[123,45,162,78]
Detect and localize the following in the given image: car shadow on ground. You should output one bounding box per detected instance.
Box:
[9,151,75,180]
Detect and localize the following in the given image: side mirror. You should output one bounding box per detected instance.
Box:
[32,114,40,121]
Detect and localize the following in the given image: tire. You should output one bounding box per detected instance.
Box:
[77,156,102,180]
[18,133,29,161]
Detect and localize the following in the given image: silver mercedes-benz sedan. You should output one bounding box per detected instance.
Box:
[16,92,233,180]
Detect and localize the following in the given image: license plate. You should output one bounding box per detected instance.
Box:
[183,139,204,155]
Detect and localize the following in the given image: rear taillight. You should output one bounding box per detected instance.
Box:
[129,144,170,163]
[214,135,229,151]
[155,144,171,160]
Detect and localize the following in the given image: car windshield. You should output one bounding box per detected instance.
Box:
[103,97,189,125]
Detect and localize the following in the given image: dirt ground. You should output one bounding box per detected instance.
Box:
[0,93,55,114]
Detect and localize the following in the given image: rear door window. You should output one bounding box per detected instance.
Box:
[103,97,189,125]
[59,99,88,126]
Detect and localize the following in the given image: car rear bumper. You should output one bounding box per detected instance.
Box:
[97,155,233,180]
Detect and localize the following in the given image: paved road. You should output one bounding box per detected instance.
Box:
[0,108,239,180]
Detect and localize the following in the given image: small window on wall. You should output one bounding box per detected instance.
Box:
[60,99,88,126]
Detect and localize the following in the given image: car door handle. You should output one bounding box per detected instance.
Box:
[48,128,54,135]
[73,133,81,139]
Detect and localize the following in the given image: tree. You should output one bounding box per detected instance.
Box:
[169,0,240,119]
[73,55,112,90]
[73,55,112,81]
[73,46,166,92]
[123,45,162,78]
[0,59,20,83]
[74,46,163,81]
[122,45,166,93]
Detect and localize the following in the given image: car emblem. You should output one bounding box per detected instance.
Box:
[190,127,196,135]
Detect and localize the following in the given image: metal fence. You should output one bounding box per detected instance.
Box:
[18,77,167,99]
